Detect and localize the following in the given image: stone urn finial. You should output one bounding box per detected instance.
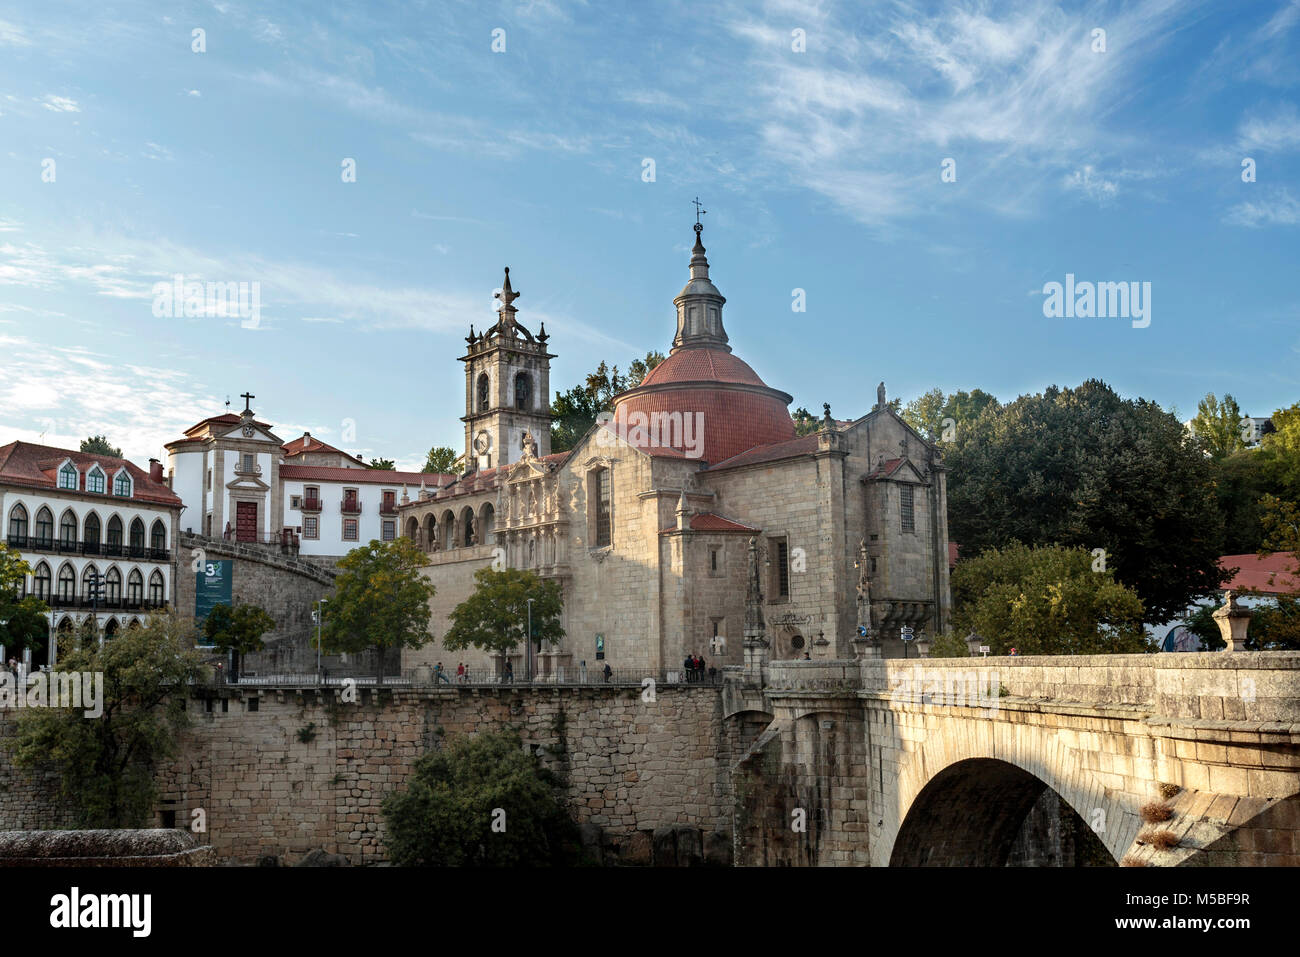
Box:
[1212,590,1252,652]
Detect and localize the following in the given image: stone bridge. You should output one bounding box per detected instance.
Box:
[724,653,1300,866]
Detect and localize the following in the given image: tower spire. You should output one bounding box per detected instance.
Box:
[671,202,730,353]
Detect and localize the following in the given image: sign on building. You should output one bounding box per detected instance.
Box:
[195,560,233,642]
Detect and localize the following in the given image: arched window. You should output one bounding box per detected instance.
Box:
[441,510,457,549]
[126,569,144,607]
[103,618,119,638]
[83,512,101,553]
[129,518,145,556]
[113,470,132,497]
[58,462,78,490]
[405,517,419,543]
[87,466,106,494]
[461,506,476,547]
[514,372,532,411]
[150,519,166,555]
[148,570,165,607]
[58,510,78,549]
[107,515,124,555]
[7,504,28,543]
[589,467,612,548]
[105,567,122,605]
[33,563,51,600]
[57,564,76,602]
[479,503,495,545]
[477,373,490,413]
[34,507,54,547]
[81,564,99,601]
[424,514,439,552]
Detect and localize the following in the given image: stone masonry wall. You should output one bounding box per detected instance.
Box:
[0,684,735,865]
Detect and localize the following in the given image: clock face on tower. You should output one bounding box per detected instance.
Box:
[474,430,491,455]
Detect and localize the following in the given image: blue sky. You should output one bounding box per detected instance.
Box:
[1,0,1297,468]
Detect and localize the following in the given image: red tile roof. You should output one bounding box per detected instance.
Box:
[613,344,797,465]
[705,434,819,471]
[280,464,451,486]
[281,433,366,466]
[865,457,906,479]
[661,512,761,534]
[0,441,182,506]
[1219,553,1300,595]
[638,347,768,388]
[182,413,273,437]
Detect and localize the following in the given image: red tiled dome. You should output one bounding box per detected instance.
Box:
[639,347,768,388]
[613,347,795,464]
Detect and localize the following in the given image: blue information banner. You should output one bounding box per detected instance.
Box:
[195,559,233,643]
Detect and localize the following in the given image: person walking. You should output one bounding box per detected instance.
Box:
[683,653,694,683]
[456,662,466,684]
[603,662,612,683]
[504,659,514,683]
[435,662,450,685]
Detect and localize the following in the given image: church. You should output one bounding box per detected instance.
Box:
[397,220,953,677]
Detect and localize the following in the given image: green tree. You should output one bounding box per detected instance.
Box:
[549,352,665,452]
[202,602,276,678]
[382,729,582,866]
[0,544,49,658]
[927,631,971,658]
[423,446,460,474]
[1191,392,1245,459]
[320,538,434,684]
[367,457,397,470]
[12,612,205,827]
[946,380,1226,623]
[443,568,564,666]
[901,388,1001,441]
[791,407,819,436]
[80,435,122,458]
[952,543,1149,655]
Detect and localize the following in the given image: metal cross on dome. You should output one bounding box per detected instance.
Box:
[692,196,706,225]
[240,392,255,413]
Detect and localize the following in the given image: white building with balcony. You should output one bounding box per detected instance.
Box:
[0,440,181,654]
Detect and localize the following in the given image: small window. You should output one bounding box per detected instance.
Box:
[382,520,395,541]
[770,537,790,599]
[900,485,915,533]
[246,697,259,712]
[343,519,358,541]
[291,495,302,509]
[58,463,78,490]
[709,547,721,577]
[514,372,532,410]
[304,516,319,540]
[206,470,212,490]
[114,471,132,497]
[87,467,106,494]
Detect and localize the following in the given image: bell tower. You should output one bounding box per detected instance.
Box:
[461,267,555,471]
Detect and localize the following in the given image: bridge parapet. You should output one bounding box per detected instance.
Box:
[766,660,861,693]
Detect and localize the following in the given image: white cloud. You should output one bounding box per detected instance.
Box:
[0,19,30,46]
[40,95,81,113]
[1223,188,1300,227]
[1063,165,1119,203]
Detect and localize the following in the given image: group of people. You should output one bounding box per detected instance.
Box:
[683,653,714,683]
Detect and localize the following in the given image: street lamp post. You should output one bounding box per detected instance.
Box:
[525,598,535,682]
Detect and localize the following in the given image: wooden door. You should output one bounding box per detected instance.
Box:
[235,501,258,543]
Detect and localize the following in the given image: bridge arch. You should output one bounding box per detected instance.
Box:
[889,758,1116,866]
[877,709,1142,866]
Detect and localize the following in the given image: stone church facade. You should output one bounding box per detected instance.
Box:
[398,222,952,677]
